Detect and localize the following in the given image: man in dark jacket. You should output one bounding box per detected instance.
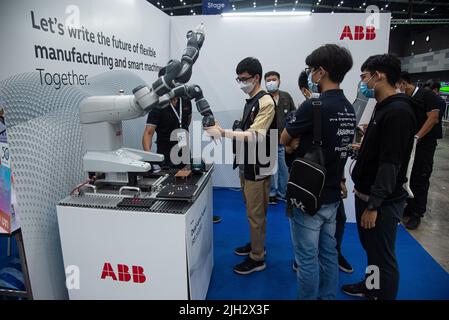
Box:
[343,54,416,300]
[264,71,296,204]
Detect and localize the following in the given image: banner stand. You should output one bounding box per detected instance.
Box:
[0,230,33,299]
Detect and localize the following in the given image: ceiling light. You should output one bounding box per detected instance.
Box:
[426,35,430,42]
[222,11,311,17]
[411,40,415,45]
[170,12,173,15]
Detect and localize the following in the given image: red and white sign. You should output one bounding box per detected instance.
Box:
[101,263,147,284]
[340,25,377,40]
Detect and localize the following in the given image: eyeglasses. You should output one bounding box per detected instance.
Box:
[236,76,254,84]
[305,67,313,76]
[360,72,371,80]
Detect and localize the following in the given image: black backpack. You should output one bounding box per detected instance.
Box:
[286,99,326,215]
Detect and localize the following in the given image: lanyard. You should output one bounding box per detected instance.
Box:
[170,98,183,128]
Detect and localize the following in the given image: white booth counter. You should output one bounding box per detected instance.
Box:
[56,166,214,300]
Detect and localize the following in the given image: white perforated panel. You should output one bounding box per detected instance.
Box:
[0,70,151,299]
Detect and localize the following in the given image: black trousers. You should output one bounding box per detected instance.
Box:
[404,138,437,218]
[335,200,346,255]
[355,196,405,300]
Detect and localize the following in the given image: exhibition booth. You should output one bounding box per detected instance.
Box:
[0,0,392,299]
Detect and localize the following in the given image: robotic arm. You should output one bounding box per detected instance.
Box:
[158,83,215,128]
[80,24,206,124]
[79,24,206,179]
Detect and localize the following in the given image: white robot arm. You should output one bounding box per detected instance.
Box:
[158,83,215,128]
[79,24,205,183]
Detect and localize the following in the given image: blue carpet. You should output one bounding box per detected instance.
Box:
[207,188,449,300]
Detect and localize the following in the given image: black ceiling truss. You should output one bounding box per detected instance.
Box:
[146,0,449,19]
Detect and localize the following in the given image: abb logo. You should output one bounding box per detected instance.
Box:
[340,25,376,40]
[101,262,147,284]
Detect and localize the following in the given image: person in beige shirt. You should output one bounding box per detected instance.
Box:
[206,57,276,275]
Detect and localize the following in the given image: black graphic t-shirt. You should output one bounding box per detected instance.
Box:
[285,89,356,204]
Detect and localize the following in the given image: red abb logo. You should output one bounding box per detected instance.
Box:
[101,262,147,283]
[340,25,376,40]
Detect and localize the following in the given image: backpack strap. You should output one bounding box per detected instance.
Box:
[311,98,323,146]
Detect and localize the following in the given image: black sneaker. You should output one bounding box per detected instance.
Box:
[234,243,266,256]
[342,281,377,300]
[292,260,298,272]
[405,216,421,230]
[338,254,354,273]
[233,257,266,275]
[213,215,222,224]
[269,196,278,205]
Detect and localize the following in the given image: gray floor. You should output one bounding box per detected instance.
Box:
[406,136,449,273]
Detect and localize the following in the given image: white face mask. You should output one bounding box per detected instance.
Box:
[266,80,279,93]
[240,80,255,94]
[309,92,320,99]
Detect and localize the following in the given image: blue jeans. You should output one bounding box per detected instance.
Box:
[290,201,339,300]
[270,145,288,198]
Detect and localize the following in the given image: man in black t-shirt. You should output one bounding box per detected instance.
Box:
[423,80,446,140]
[142,96,192,168]
[399,72,440,230]
[281,44,355,300]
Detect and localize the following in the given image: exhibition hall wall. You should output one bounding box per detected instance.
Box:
[0,0,170,299]
[171,14,390,188]
[0,0,390,299]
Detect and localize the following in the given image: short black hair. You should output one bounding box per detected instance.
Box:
[264,71,280,80]
[424,79,441,91]
[305,44,353,83]
[361,54,402,86]
[236,57,262,83]
[298,70,309,89]
[400,71,413,84]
